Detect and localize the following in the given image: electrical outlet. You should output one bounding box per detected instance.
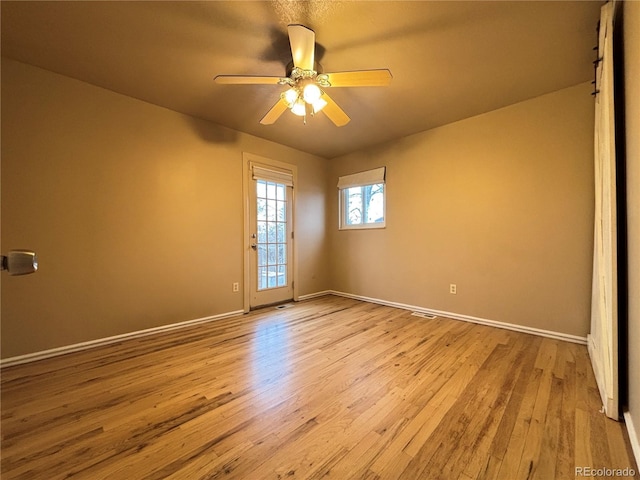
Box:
[232,282,239,292]
[450,284,457,294]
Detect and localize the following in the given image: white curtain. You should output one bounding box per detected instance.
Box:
[589,1,619,421]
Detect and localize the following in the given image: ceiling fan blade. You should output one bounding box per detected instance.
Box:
[214,75,283,85]
[260,98,289,125]
[320,92,350,127]
[325,69,393,87]
[288,24,315,71]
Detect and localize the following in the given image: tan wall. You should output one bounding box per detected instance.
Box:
[0,58,601,357]
[328,82,595,337]
[622,0,640,459]
[1,58,330,358]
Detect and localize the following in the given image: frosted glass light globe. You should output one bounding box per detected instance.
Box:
[283,88,299,106]
[302,83,322,104]
[291,99,306,116]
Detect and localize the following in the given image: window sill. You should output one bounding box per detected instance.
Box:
[339,223,386,231]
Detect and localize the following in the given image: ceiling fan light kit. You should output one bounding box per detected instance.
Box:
[282,76,327,121]
[214,24,392,127]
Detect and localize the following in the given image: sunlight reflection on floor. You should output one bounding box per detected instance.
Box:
[251,318,291,404]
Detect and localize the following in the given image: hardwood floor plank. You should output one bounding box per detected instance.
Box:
[555,358,577,478]
[515,346,556,479]
[461,335,538,479]
[488,367,544,478]
[475,335,541,461]
[400,338,529,479]
[2,296,638,479]
[532,374,563,479]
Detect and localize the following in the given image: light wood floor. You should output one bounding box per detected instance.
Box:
[1,296,638,479]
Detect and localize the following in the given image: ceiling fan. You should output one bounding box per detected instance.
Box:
[214,24,392,127]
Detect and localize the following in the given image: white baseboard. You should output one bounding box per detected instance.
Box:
[624,410,640,470]
[328,290,588,345]
[298,290,333,301]
[0,309,244,369]
[1,290,588,368]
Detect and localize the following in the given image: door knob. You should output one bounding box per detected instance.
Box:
[251,244,257,250]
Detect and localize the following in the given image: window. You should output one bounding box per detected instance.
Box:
[338,167,386,230]
[255,179,288,290]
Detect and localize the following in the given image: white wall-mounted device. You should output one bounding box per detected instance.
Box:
[1,250,38,276]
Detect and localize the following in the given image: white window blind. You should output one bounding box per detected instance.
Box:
[337,167,386,189]
[252,164,294,187]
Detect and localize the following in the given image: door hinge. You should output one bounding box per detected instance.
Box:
[291,231,294,239]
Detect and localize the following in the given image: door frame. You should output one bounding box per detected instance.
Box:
[242,152,299,313]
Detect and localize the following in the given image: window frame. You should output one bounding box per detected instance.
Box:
[338,182,386,230]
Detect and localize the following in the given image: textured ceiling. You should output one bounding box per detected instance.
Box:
[1,1,602,159]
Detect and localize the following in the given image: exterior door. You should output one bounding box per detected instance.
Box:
[248,168,294,309]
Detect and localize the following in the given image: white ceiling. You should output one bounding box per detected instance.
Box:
[1,1,602,159]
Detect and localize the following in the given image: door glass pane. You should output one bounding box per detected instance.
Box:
[268,244,276,265]
[256,180,288,291]
[267,182,276,200]
[277,200,286,221]
[268,266,277,288]
[267,222,276,243]
[278,244,286,264]
[277,222,285,243]
[257,221,267,243]
[257,199,267,221]
[258,267,267,290]
[257,181,266,198]
[267,199,276,221]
